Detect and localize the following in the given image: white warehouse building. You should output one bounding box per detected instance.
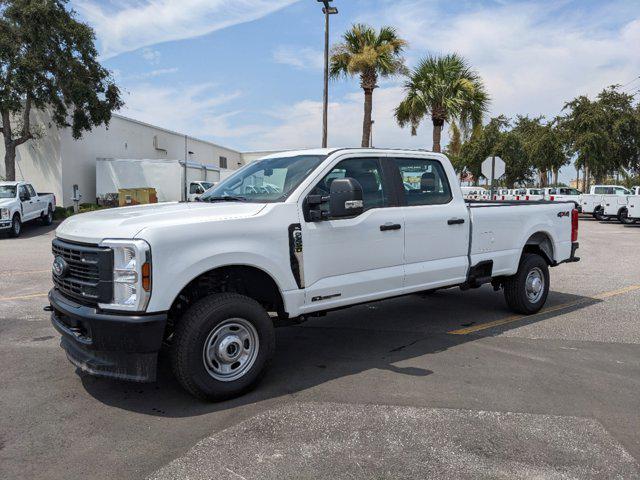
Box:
[0,110,272,206]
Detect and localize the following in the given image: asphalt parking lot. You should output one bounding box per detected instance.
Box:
[1,218,639,479]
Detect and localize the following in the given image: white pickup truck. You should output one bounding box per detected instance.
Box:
[0,181,56,237]
[605,186,640,224]
[580,185,630,220]
[543,187,582,211]
[628,188,640,221]
[48,148,580,400]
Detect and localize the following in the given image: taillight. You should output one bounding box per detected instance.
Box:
[516,196,520,200]
[571,209,579,242]
[550,196,554,201]
[501,195,505,200]
[525,195,529,201]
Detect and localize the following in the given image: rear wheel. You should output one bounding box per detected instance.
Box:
[618,208,634,225]
[171,293,275,401]
[593,208,607,221]
[503,253,550,314]
[8,214,21,238]
[42,206,53,226]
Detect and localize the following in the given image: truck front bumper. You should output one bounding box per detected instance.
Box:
[49,289,167,382]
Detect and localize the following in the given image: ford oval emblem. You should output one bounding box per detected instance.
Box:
[52,256,68,278]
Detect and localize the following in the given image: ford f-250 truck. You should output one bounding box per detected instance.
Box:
[48,149,580,401]
[0,181,55,237]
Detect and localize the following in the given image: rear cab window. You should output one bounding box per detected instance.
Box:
[391,157,452,206]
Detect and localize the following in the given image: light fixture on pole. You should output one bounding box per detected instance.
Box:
[318,0,338,148]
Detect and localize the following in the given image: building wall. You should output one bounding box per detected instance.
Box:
[59,115,243,206]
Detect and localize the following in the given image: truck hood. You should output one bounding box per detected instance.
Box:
[0,198,17,208]
[56,201,267,244]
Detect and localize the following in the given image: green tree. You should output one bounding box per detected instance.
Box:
[561,87,639,188]
[330,24,407,147]
[0,0,122,180]
[514,116,567,187]
[395,53,489,152]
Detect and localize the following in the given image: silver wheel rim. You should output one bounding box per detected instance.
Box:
[525,267,545,303]
[202,318,259,382]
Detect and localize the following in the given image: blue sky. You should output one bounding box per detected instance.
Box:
[70,0,640,168]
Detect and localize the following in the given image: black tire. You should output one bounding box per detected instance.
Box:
[593,208,606,221]
[8,214,21,238]
[171,293,275,401]
[618,208,634,225]
[42,206,53,226]
[503,253,550,314]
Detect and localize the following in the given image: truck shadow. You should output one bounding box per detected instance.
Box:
[0,221,58,240]
[79,286,603,417]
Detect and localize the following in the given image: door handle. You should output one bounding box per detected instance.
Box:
[447,218,465,225]
[380,223,402,231]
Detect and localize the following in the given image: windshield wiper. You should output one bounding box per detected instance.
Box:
[205,195,247,202]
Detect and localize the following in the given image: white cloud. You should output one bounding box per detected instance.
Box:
[359,0,640,120]
[128,68,179,80]
[273,46,324,70]
[244,84,429,150]
[141,48,161,65]
[120,82,259,142]
[74,0,300,58]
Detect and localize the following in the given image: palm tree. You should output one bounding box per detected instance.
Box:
[395,54,489,152]
[330,24,407,147]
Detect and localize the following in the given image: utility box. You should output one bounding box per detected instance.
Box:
[118,187,158,207]
[97,158,221,204]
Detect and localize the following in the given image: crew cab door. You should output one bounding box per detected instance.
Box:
[300,156,404,308]
[17,185,36,220]
[389,155,470,290]
[25,184,43,217]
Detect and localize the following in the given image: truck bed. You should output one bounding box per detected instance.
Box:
[466,200,575,277]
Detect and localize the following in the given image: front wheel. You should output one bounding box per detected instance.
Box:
[171,293,275,401]
[618,208,634,225]
[503,253,550,314]
[8,214,21,238]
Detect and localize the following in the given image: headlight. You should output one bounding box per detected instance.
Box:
[99,239,151,311]
[0,208,8,220]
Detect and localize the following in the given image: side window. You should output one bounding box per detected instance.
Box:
[18,185,29,199]
[26,184,36,197]
[190,183,203,194]
[393,157,452,206]
[219,156,228,169]
[309,157,388,212]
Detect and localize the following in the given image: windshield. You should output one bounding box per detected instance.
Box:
[0,185,17,199]
[201,154,326,203]
[200,182,214,190]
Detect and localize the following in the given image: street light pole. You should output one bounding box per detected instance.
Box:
[318,0,338,148]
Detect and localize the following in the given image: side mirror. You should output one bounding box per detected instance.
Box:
[329,177,364,218]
